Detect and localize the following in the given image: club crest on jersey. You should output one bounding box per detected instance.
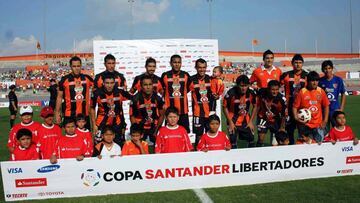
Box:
[309,105,318,113]
[333,83,338,88]
[75,94,84,101]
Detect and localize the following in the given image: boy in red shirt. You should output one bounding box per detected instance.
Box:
[11,128,39,161]
[75,114,93,157]
[122,123,149,156]
[8,106,41,153]
[155,107,193,153]
[197,114,231,152]
[37,106,62,159]
[293,71,330,143]
[325,111,358,145]
[50,118,88,163]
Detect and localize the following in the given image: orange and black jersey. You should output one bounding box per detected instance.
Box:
[130,92,164,130]
[94,70,127,91]
[280,70,307,106]
[189,74,214,118]
[257,93,286,123]
[91,87,131,129]
[161,70,190,115]
[59,73,94,117]
[130,73,163,94]
[223,88,256,127]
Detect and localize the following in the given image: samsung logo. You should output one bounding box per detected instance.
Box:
[37,165,60,173]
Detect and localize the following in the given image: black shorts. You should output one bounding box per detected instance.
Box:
[143,128,156,143]
[193,117,209,136]
[257,118,280,134]
[178,114,190,133]
[9,108,17,116]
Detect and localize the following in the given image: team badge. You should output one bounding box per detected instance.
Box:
[172,78,181,97]
[74,80,84,101]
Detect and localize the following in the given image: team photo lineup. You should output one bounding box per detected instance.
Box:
[7,49,357,162]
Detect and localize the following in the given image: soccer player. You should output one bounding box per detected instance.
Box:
[8,84,17,128]
[90,72,130,146]
[75,114,93,157]
[189,58,214,146]
[250,50,282,96]
[50,118,88,164]
[11,129,39,161]
[122,123,149,156]
[256,80,286,147]
[129,57,163,95]
[197,114,231,152]
[130,75,165,144]
[161,54,191,132]
[55,56,94,130]
[280,54,308,144]
[94,54,127,91]
[93,126,122,158]
[319,60,346,126]
[155,107,193,153]
[325,111,358,145]
[7,106,41,153]
[37,106,62,159]
[211,66,225,101]
[293,71,330,143]
[223,75,257,148]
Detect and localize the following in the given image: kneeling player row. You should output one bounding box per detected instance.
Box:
[9,105,357,162]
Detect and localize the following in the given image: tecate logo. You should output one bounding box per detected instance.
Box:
[37,165,60,173]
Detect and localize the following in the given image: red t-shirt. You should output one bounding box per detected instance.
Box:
[293,87,330,128]
[8,121,41,148]
[155,125,193,153]
[329,126,355,142]
[54,134,88,159]
[76,128,93,157]
[11,144,39,161]
[197,131,230,151]
[37,124,62,159]
[250,66,282,89]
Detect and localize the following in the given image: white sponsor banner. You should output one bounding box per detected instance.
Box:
[93,39,220,141]
[0,102,9,108]
[1,142,359,201]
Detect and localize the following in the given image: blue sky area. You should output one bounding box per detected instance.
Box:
[0,0,359,56]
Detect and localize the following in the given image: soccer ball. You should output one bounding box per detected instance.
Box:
[297,108,312,123]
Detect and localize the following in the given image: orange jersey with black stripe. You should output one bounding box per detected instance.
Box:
[129,92,164,130]
[58,73,94,117]
[161,70,190,115]
[250,66,282,89]
[94,70,127,91]
[121,140,149,156]
[280,70,307,106]
[130,73,163,94]
[210,77,225,96]
[189,74,214,118]
[91,87,130,129]
[223,88,257,127]
[293,87,330,128]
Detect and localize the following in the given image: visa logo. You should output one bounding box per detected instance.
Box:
[342,146,353,152]
[8,168,23,174]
